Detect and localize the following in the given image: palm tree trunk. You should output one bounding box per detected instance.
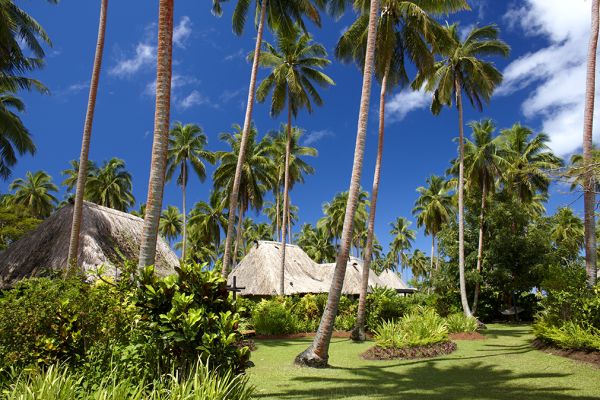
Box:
[221,0,268,277]
[352,66,388,342]
[275,185,280,241]
[288,198,292,244]
[67,0,108,271]
[138,0,174,269]
[430,235,435,272]
[295,0,380,368]
[233,202,244,265]
[583,0,599,287]
[435,236,440,270]
[279,102,292,295]
[455,77,472,316]
[472,180,487,315]
[181,162,187,262]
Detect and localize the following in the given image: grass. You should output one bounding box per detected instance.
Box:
[248,324,600,399]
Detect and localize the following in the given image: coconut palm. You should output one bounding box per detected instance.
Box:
[131,203,146,219]
[159,205,183,242]
[212,0,323,277]
[8,170,58,218]
[567,148,600,193]
[61,160,98,193]
[583,0,599,286]
[138,0,175,269]
[253,25,333,295]
[295,0,380,368]
[166,122,215,260]
[408,249,429,281]
[188,190,229,254]
[67,0,109,269]
[86,158,135,211]
[317,190,369,246]
[296,223,336,263]
[550,207,584,256]
[389,217,416,271]
[413,175,454,272]
[214,124,275,266]
[413,24,509,316]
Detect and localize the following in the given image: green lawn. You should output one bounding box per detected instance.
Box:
[248,325,600,399]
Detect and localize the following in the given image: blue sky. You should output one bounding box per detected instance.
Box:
[5,0,595,279]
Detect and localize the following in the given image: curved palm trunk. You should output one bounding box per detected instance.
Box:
[472,180,487,315]
[275,185,280,241]
[583,0,599,287]
[279,103,292,295]
[352,65,388,342]
[233,202,244,265]
[181,162,187,262]
[456,77,472,316]
[67,0,108,271]
[295,0,380,368]
[222,0,268,277]
[138,0,174,269]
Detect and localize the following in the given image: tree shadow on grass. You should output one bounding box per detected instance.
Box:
[256,338,350,349]
[254,360,596,400]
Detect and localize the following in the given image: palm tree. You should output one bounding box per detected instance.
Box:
[138,0,175,269]
[214,124,275,267]
[413,24,509,316]
[188,190,228,254]
[8,170,58,218]
[296,223,336,263]
[408,249,429,281]
[0,90,36,180]
[550,207,584,256]
[131,203,146,218]
[85,158,135,211]
[317,190,369,246]
[266,125,317,241]
[451,119,506,314]
[389,217,416,271]
[159,205,183,242]
[582,0,599,286]
[567,148,600,193]
[62,160,98,193]
[67,0,109,269]
[412,175,454,271]
[295,0,381,369]
[166,122,215,260]
[255,27,333,294]
[213,0,323,277]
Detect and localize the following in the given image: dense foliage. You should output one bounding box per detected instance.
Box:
[373,308,449,349]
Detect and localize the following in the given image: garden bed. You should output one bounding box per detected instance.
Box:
[361,341,457,360]
[532,339,600,368]
[450,331,486,340]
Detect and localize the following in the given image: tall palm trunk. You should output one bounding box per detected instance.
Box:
[583,0,599,287]
[288,196,292,243]
[222,0,268,277]
[233,202,244,265]
[295,0,380,368]
[435,236,440,270]
[430,235,435,272]
[181,162,187,261]
[67,0,108,270]
[352,64,388,342]
[472,180,487,314]
[279,102,292,295]
[138,0,174,268]
[455,77,472,316]
[275,185,280,241]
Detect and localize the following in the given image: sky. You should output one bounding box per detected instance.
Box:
[4,0,597,280]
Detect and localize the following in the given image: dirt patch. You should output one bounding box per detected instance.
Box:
[362,341,457,360]
[450,331,486,340]
[532,339,600,368]
[252,331,373,340]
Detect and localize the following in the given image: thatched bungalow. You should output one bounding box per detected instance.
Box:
[0,201,179,288]
[227,241,415,296]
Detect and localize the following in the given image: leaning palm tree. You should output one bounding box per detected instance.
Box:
[86,158,135,211]
[254,25,334,295]
[389,217,416,271]
[67,0,109,269]
[412,175,454,271]
[212,0,323,277]
[582,0,599,286]
[8,170,58,218]
[138,0,175,269]
[295,0,381,369]
[413,23,509,316]
[159,205,183,242]
[166,122,215,260]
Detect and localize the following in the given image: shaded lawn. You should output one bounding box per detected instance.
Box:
[248,324,600,399]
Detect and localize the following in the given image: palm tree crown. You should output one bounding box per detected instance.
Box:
[85,158,135,211]
[8,170,58,218]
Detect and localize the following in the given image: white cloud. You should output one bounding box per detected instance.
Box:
[498,0,598,156]
[110,42,156,77]
[54,80,90,98]
[178,90,209,109]
[224,48,245,61]
[385,89,430,123]
[303,129,334,145]
[173,16,192,48]
[219,88,245,103]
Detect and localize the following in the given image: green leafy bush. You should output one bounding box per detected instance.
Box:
[534,321,600,351]
[252,298,299,335]
[446,313,478,333]
[374,307,449,349]
[366,288,428,330]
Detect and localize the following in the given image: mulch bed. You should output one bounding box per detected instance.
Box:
[532,339,600,368]
[450,331,486,340]
[362,341,457,360]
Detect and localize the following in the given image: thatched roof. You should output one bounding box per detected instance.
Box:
[0,201,178,288]
[228,241,414,296]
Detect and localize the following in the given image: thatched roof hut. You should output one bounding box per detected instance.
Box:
[228,241,414,296]
[0,201,178,288]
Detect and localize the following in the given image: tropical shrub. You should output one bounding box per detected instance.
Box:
[374,307,449,349]
[446,313,478,333]
[533,321,600,352]
[366,288,428,329]
[252,298,299,335]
